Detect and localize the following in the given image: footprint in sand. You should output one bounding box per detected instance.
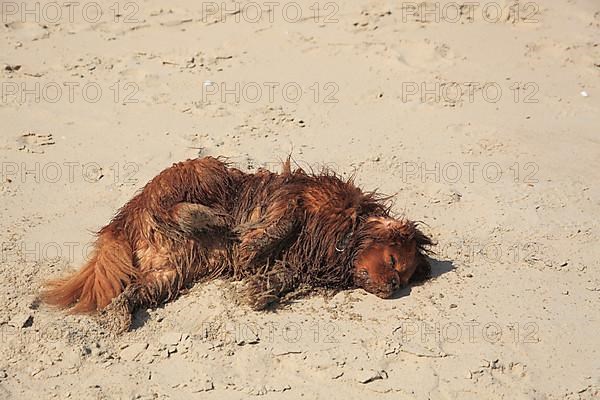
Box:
[394,40,456,69]
[4,21,50,41]
[16,132,55,153]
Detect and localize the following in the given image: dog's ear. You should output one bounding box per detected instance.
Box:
[409,253,431,282]
[366,217,413,241]
[413,226,434,250]
[370,217,433,246]
[410,225,434,283]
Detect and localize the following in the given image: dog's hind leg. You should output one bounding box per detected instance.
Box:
[170,202,232,238]
[96,241,204,334]
[96,267,183,334]
[95,283,141,334]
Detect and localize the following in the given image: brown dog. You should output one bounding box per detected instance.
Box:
[42,157,432,332]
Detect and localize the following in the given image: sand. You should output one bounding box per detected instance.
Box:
[0,0,599,398]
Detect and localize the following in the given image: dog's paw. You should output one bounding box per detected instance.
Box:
[95,293,132,335]
[241,279,279,310]
[248,291,279,310]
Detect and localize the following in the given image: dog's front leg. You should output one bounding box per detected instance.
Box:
[235,213,298,274]
[242,262,298,310]
[233,198,300,272]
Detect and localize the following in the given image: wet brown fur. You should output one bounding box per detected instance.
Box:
[41,157,432,331]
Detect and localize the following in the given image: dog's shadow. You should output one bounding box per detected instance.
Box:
[130,309,151,330]
[390,258,454,300]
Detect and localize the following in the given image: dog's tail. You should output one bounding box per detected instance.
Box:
[41,230,138,313]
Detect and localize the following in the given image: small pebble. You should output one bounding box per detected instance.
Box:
[357,369,387,384]
[10,313,33,328]
[4,64,21,72]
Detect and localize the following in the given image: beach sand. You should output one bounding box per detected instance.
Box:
[0,0,599,398]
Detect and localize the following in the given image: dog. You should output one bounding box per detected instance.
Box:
[42,157,433,333]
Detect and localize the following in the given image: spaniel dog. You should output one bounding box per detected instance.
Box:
[42,157,433,333]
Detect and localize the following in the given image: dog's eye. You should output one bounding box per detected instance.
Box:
[389,255,396,267]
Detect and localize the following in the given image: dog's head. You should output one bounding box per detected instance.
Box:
[352,217,433,298]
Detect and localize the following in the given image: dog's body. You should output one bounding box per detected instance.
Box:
[42,157,432,332]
